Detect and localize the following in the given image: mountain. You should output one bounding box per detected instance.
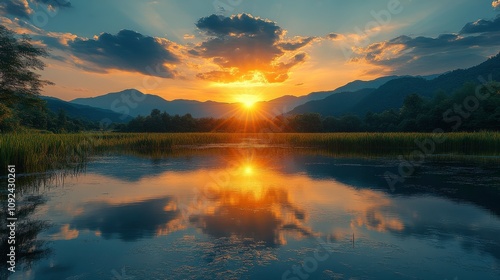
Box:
[288,88,376,116]
[69,76,405,119]
[290,53,500,117]
[259,74,441,113]
[304,75,399,101]
[262,75,403,113]
[42,96,132,123]
[71,89,240,118]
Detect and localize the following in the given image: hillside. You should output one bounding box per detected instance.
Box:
[291,53,500,117]
[72,89,226,118]
[42,96,132,123]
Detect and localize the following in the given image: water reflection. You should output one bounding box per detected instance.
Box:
[0,194,51,279]
[7,148,500,279]
[190,185,312,247]
[70,196,182,241]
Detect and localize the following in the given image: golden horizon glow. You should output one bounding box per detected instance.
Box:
[237,94,260,110]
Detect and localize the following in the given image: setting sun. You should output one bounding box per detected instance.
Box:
[243,100,256,109]
[236,94,260,110]
[243,165,254,175]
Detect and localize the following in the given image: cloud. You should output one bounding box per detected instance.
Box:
[326,33,340,40]
[68,29,181,78]
[352,16,500,75]
[0,0,32,19]
[31,0,72,8]
[192,14,314,83]
[0,0,71,19]
[460,15,500,33]
[278,36,316,51]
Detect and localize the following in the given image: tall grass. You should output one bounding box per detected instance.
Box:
[266,132,500,155]
[1,132,499,174]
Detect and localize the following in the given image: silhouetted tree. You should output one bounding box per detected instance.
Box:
[0,25,53,131]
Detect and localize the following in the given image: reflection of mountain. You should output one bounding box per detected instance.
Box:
[71,196,181,241]
[189,187,312,247]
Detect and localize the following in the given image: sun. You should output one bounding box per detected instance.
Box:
[243,165,254,175]
[237,94,260,110]
[243,100,256,109]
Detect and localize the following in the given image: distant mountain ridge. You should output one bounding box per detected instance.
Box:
[290,53,500,117]
[68,76,407,118]
[71,89,239,118]
[65,53,500,119]
[42,96,132,123]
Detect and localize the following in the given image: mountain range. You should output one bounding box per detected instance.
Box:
[41,96,132,123]
[45,53,500,121]
[291,53,500,117]
[67,75,407,119]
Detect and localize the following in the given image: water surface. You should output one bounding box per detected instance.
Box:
[4,148,500,280]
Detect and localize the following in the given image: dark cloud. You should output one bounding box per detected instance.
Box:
[69,29,180,78]
[353,16,500,75]
[0,0,31,19]
[460,15,500,34]
[196,13,282,40]
[31,0,71,8]
[278,37,316,51]
[0,0,71,19]
[326,33,339,39]
[192,14,313,83]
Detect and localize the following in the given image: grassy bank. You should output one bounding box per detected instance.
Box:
[1,132,499,174]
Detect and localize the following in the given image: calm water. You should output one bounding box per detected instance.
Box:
[3,148,500,280]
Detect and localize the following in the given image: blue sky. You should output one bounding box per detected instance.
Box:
[1,0,499,103]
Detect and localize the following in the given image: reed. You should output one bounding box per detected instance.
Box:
[1,132,499,174]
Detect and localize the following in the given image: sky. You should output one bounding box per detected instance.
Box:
[1,0,499,104]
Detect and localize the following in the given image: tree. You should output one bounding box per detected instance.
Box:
[0,25,53,119]
[400,93,425,118]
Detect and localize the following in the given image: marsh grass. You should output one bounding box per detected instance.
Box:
[1,132,499,174]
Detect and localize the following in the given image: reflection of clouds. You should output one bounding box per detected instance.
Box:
[70,196,182,241]
[388,198,500,262]
[353,210,404,232]
[349,190,404,233]
[48,224,79,240]
[190,185,312,247]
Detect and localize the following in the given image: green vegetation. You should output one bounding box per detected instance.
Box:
[2,132,500,174]
[0,25,106,133]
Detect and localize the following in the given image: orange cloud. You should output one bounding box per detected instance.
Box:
[191,14,315,84]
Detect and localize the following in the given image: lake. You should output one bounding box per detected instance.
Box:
[4,147,500,280]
